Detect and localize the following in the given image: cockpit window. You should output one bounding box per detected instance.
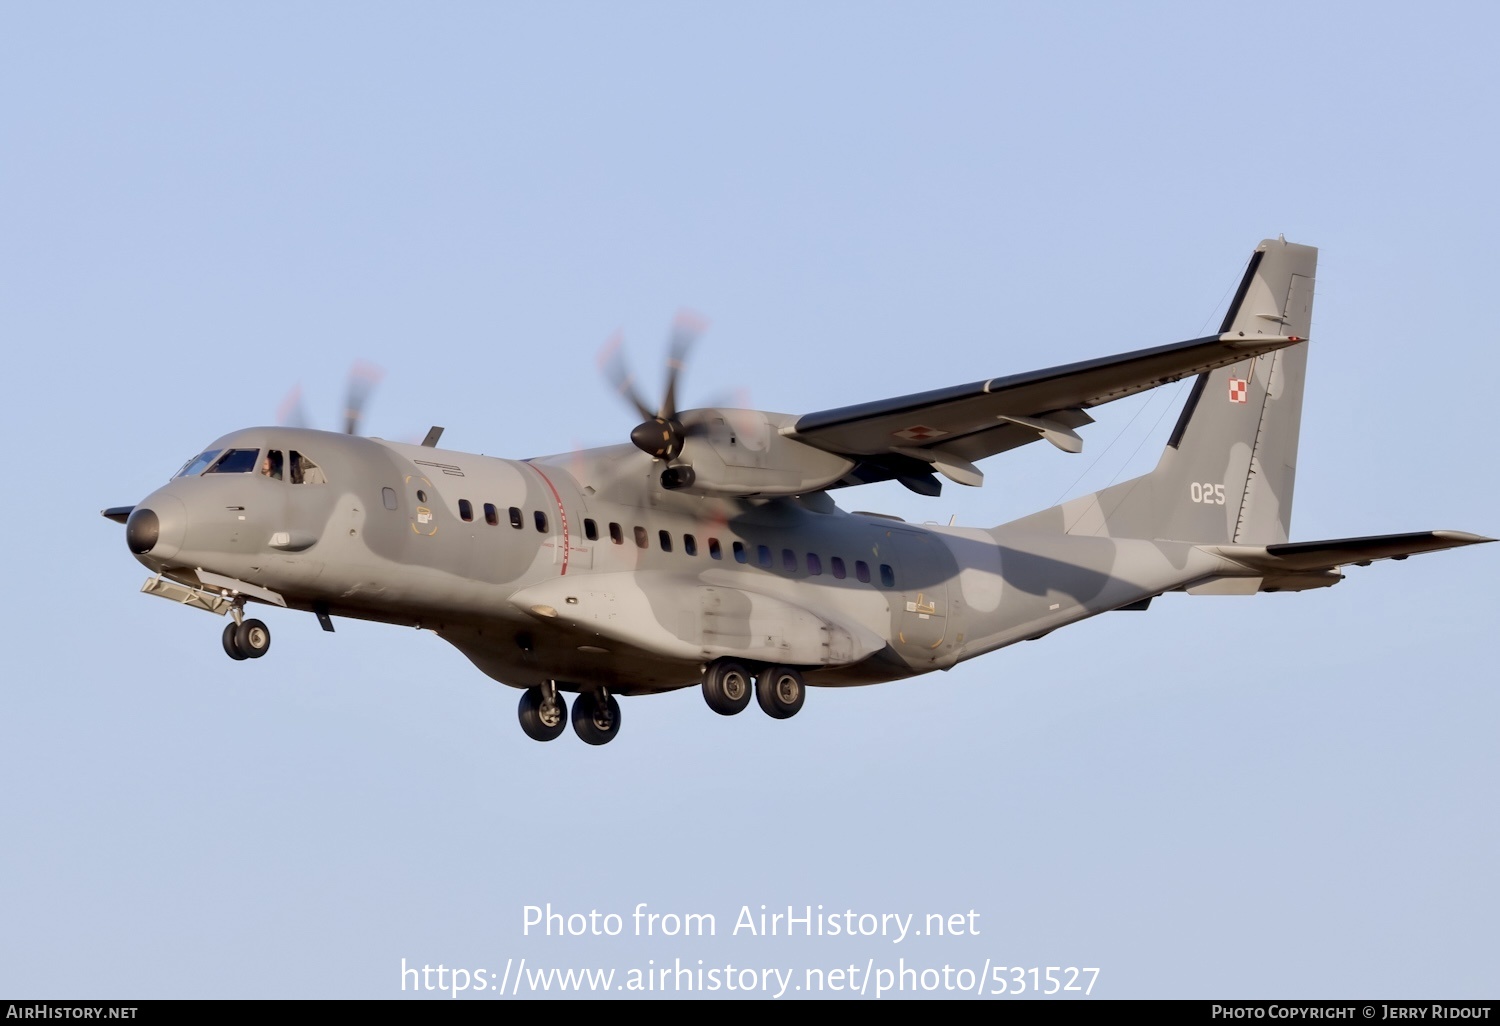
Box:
[289,451,326,484]
[174,449,223,478]
[205,448,260,474]
[260,450,284,480]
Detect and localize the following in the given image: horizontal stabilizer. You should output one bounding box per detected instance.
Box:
[1202,530,1494,574]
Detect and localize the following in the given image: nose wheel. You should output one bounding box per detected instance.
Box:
[222,618,271,660]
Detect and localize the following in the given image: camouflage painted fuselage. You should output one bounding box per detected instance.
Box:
[135,427,1237,696]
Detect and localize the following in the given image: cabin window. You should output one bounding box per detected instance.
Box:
[417,489,428,503]
[534,510,548,533]
[289,451,326,484]
[609,522,623,545]
[659,530,673,553]
[856,560,871,583]
[756,544,772,569]
[381,487,398,510]
[205,449,260,474]
[806,553,822,576]
[831,556,847,579]
[509,506,523,529]
[458,499,473,522]
[708,538,722,560]
[634,526,648,549]
[880,564,895,587]
[484,503,499,526]
[732,541,747,564]
[782,548,797,573]
[683,533,697,556]
[584,519,598,540]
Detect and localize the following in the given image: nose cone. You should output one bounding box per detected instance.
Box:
[125,508,158,553]
[127,492,186,565]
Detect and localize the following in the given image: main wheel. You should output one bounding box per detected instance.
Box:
[571,690,622,745]
[757,665,806,720]
[702,659,753,716]
[235,618,271,659]
[518,686,567,742]
[222,621,247,661]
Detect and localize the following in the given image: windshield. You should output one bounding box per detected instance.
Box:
[205,448,261,474]
[174,449,223,478]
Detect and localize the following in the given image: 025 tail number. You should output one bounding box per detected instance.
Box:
[1190,482,1226,505]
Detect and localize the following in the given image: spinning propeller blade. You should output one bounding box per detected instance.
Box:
[601,311,710,461]
[343,360,385,435]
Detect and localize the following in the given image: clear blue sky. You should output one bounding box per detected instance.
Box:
[2,1,1495,999]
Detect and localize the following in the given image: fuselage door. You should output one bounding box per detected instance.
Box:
[406,475,437,536]
[887,529,951,656]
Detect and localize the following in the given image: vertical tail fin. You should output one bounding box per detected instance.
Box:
[1042,237,1318,545]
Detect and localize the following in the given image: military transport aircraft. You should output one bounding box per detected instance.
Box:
[103,238,1492,745]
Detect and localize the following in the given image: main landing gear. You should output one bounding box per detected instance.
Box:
[221,603,271,661]
[702,660,753,716]
[571,689,622,746]
[701,659,806,721]
[518,683,622,746]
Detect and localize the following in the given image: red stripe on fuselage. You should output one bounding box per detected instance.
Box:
[524,463,570,576]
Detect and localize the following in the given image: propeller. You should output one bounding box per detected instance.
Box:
[275,384,309,430]
[342,360,385,435]
[599,311,707,461]
[276,360,386,435]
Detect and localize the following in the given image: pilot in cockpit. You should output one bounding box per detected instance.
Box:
[260,450,283,481]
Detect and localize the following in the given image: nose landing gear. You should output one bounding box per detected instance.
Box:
[220,601,271,661]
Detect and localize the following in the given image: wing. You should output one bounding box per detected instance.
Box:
[783,331,1302,493]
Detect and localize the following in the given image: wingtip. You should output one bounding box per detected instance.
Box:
[1431,530,1497,545]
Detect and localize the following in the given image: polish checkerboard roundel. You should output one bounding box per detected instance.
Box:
[1228,378,1248,404]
